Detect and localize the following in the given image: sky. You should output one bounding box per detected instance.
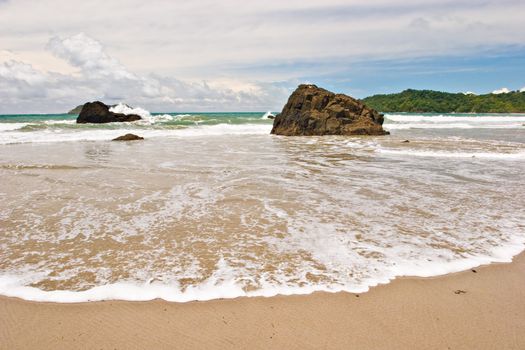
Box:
[1,0,525,113]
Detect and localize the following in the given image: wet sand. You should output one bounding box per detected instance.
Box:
[1,252,524,350]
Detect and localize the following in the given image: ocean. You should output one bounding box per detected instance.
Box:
[1,106,524,302]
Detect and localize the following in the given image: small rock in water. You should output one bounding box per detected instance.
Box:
[454,290,467,294]
[112,133,144,141]
[402,140,410,143]
[471,269,477,273]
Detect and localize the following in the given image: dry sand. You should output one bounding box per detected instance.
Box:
[1,253,525,350]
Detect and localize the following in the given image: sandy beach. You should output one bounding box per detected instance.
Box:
[2,1,525,349]
[1,252,524,350]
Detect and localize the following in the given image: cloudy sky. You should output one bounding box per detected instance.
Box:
[1,0,524,113]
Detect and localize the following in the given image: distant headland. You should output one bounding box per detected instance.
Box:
[362,89,525,113]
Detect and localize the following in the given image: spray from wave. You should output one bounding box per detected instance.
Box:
[109,103,174,124]
[261,111,275,119]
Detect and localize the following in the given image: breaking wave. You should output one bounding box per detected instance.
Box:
[384,113,525,130]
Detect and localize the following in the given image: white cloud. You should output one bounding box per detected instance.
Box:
[0,50,18,63]
[0,60,48,85]
[0,33,291,113]
[520,87,525,93]
[47,33,136,80]
[492,87,510,94]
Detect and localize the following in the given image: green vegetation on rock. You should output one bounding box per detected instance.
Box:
[362,89,525,113]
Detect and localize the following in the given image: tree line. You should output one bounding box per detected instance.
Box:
[361,89,525,113]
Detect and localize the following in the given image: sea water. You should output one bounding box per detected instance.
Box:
[0,107,524,302]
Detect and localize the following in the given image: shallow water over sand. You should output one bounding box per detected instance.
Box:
[0,113,524,302]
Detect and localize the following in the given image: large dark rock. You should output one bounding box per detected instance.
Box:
[271,85,388,136]
[76,101,141,124]
[112,133,144,141]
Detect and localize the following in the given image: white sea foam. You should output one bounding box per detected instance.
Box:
[43,120,77,125]
[0,123,28,131]
[0,239,522,303]
[0,120,76,132]
[383,122,524,130]
[385,114,525,123]
[171,123,271,137]
[383,114,525,130]
[172,114,192,120]
[377,148,525,160]
[0,124,272,144]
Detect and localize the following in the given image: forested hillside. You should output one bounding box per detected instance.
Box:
[362,89,525,113]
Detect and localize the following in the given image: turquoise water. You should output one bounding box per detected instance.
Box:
[0,112,272,126]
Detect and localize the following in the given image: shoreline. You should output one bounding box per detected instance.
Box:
[2,253,525,349]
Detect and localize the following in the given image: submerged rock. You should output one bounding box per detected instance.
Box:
[271,84,388,136]
[112,133,144,141]
[76,101,141,124]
